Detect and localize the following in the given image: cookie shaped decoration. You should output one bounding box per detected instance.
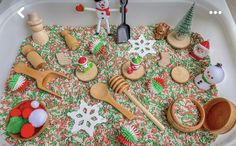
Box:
[8,74,28,91]
[171,66,190,84]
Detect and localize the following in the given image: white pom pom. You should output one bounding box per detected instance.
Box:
[29,109,48,128]
[31,100,39,108]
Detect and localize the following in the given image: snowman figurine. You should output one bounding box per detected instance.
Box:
[76,0,120,36]
[194,63,225,90]
[190,40,210,61]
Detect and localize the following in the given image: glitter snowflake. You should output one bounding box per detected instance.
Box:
[67,100,107,136]
[128,34,156,58]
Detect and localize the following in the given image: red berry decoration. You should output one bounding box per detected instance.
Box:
[10,108,21,117]
[20,123,35,138]
[22,108,33,119]
[75,4,84,12]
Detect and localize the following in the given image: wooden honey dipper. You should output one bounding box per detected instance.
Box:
[109,75,165,131]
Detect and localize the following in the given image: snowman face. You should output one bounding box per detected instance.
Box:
[96,0,109,9]
[204,66,225,84]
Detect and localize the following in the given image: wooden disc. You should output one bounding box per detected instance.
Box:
[167,31,191,49]
[171,66,190,84]
[75,63,98,82]
[121,62,145,80]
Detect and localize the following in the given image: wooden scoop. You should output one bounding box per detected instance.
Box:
[109,75,165,130]
[14,63,68,98]
[90,83,134,120]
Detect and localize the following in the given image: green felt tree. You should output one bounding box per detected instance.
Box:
[174,3,195,40]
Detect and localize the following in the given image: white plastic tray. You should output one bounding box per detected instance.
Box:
[0,0,236,145]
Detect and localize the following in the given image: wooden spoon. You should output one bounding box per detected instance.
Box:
[90,83,134,120]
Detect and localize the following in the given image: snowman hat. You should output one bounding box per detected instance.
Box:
[27,12,42,26]
[197,40,210,52]
[95,0,102,2]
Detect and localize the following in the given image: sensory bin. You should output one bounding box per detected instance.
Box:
[0,25,218,145]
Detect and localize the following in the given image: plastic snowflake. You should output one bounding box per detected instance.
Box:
[67,100,107,136]
[128,34,156,58]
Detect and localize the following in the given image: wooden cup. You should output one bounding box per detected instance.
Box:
[167,96,205,133]
[203,97,236,134]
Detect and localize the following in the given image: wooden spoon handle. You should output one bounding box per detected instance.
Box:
[14,63,42,80]
[124,90,165,131]
[107,94,134,120]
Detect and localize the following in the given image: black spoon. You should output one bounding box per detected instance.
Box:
[117,0,130,44]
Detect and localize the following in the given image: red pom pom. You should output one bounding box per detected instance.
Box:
[10,108,21,117]
[17,81,28,91]
[76,4,84,12]
[20,124,35,138]
[22,108,33,119]
[19,101,32,111]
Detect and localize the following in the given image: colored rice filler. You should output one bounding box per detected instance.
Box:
[167,97,205,132]
[6,100,49,140]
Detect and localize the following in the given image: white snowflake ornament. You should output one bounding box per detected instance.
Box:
[67,100,107,137]
[128,34,156,58]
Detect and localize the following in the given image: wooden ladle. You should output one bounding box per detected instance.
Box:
[14,63,68,98]
[90,83,134,120]
[109,75,165,130]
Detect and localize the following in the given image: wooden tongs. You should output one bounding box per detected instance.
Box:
[14,63,68,98]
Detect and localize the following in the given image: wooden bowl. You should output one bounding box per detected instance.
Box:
[167,96,205,132]
[6,100,49,141]
[203,97,236,134]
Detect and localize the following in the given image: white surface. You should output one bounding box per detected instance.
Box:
[0,0,236,145]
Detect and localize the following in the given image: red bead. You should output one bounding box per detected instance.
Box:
[20,123,35,138]
[75,4,84,12]
[22,108,33,119]
[78,56,87,64]
[10,108,21,117]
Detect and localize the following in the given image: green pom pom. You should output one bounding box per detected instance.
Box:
[8,75,21,90]
[6,116,24,134]
[120,127,136,143]
[151,79,163,94]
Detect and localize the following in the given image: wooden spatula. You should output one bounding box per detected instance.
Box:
[90,83,134,120]
[14,63,68,98]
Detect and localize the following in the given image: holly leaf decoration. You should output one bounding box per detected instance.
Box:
[6,116,24,134]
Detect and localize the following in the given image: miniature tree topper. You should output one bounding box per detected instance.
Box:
[76,0,120,36]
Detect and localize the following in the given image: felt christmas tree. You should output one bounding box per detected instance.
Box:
[167,3,195,49]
